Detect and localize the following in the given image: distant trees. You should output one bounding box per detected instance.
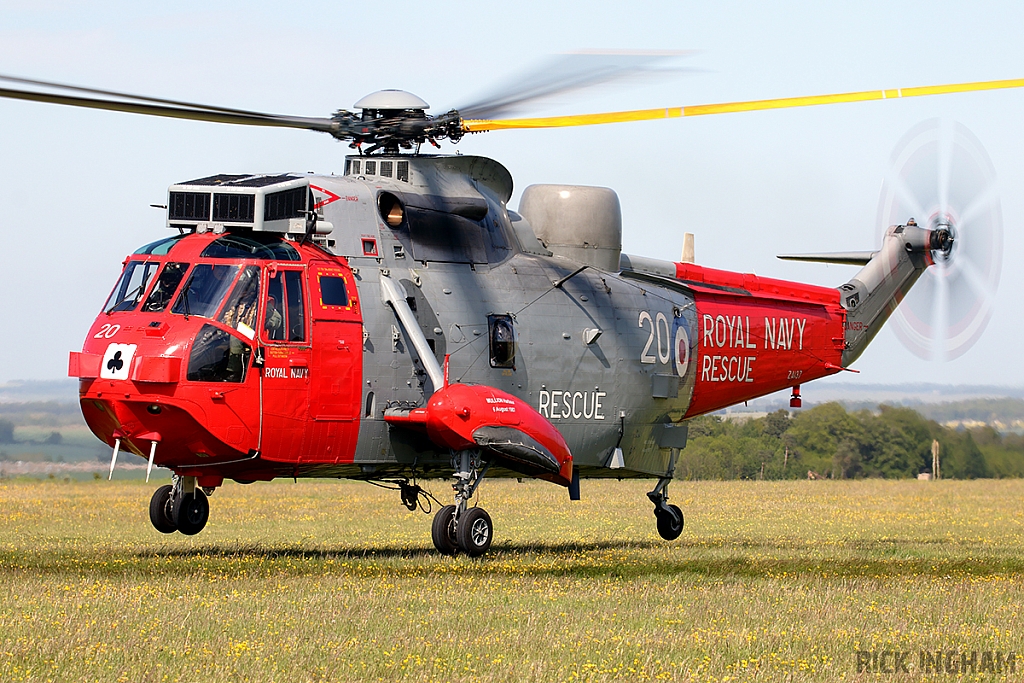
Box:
[676,403,1024,480]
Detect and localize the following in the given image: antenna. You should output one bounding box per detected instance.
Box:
[680,233,694,263]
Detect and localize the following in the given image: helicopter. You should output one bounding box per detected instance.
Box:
[0,67,1017,556]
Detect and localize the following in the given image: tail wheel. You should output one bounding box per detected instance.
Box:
[456,507,493,557]
[148,484,176,534]
[173,490,209,536]
[431,504,458,555]
[655,504,684,541]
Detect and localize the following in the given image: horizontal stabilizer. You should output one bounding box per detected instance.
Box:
[777,251,876,266]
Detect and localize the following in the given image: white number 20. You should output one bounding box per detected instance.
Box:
[94,323,120,339]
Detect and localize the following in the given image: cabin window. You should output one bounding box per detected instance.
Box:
[103,260,160,313]
[264,269,306,343]
[142,262,189,312]
[172,264,240,319]
[319,276,348,306]
[187,324,251,383]
[217,266,260,339]
[488,314,516,369]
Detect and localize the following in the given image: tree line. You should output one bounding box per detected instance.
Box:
[678,403,1024,480]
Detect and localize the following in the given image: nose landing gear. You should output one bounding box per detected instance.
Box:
[431,450,493,556]
[149,484,176,534]
[147,475,210,536]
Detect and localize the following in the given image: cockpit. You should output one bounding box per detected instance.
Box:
[99,232,318,384]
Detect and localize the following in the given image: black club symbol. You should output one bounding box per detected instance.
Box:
[107,351,124,372]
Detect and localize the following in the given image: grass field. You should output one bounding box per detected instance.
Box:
[1,477,1022,682]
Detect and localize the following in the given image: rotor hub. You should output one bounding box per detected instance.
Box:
[928,214,956,261]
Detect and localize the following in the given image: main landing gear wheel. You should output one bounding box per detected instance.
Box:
[431,505,458,555]
[149,484,176,534]
[655,504,684,541]
[456,507,493,557]
[174,490,209,536]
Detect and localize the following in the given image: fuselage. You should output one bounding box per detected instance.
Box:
[71,154,848,486]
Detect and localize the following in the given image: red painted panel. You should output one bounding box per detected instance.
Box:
[131,356,181,383]
[387,383,573,486]
[684,292,846,417]
[675,262,842,306]
[68,351,101,379]
[306,260,362,463]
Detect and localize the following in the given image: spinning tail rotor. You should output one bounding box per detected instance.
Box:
[877,119,1003,361]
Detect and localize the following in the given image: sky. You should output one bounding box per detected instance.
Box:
[0,0,1021,389]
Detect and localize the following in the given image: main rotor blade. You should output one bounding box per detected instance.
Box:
[458,50,693,120]
[463,77,1024,131]
[0,73,277,117]
[0,85,338,133]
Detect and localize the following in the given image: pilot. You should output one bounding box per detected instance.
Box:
[265,296,284,340]
[220,268,260,337]
[142,262,186,312]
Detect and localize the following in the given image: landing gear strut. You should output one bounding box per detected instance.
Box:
[648,448,684,541]
[148,475,211,536]
[431,450,492,556]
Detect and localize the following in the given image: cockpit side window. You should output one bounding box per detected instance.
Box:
[265,271,285,341]
[284,270,306,342]
[103,261,160,313]
[217,266,261,339]
[263,269,306,343]
[142,262,189,313]
[171,264,240,319]
[187,323,251,383]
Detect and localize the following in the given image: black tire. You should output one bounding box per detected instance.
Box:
[173,490,210,536]
[655,504,684,541]
[456,507,493,557]
[431,505,458,555]
[149,485,177,534]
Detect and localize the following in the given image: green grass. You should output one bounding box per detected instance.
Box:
[1,478,1022,681]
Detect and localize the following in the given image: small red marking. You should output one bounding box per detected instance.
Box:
[309,184,342,210]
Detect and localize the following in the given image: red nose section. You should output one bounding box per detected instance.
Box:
[386,384,573,486]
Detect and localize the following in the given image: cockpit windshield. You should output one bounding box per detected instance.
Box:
[103,261,160,313]
[142,262,189,313]
[172,264,240,319]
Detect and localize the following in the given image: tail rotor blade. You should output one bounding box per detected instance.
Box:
[879,119,1002,361]
[931,263,949,363]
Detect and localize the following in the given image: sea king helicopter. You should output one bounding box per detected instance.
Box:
[0,61,1017,556]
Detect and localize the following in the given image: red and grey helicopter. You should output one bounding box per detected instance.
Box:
[0,66,1015,555]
